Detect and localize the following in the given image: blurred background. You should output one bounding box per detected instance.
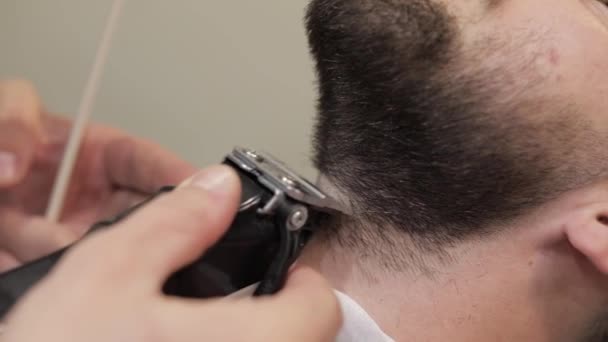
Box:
[0,1,319,178]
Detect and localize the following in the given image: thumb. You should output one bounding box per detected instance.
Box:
[0,80,46,187]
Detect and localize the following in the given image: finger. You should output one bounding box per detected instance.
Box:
[245,266,342,341]
[103,136,197,194]
[0,210,78,262]
[65,165,241,288]
[0,80,47,187]
[95,189,146,224]
[156,267,342,342]
[0,250,20,273]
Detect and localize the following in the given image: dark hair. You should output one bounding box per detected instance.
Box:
[304,0,598,259]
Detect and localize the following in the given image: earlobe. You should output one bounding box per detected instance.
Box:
[565,206,608,274]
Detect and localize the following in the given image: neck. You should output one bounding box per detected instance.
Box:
[305,175,541,340]
[298,238,403,337]
[298,227,536,341]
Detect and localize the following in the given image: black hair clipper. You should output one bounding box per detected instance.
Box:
[0,147,343,319]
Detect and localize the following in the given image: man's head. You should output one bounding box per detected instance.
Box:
[304,0,608,340]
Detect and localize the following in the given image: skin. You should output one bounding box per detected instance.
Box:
[0,80,342,341]
[299,0,608,341]
[2,166,342,341]
[0,79,196,271]
[3,0,608,337]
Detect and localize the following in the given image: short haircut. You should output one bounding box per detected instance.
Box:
[304,0,601,264]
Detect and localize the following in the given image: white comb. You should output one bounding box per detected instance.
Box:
[45,0,125,222]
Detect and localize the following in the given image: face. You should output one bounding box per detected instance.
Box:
[446,1,608,341]
[478,0,608,127]
[304,0,608,340]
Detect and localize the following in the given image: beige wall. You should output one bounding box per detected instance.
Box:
[0,1,319,178]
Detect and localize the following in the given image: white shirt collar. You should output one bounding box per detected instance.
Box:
[228,283,394,341]
[334,290,395,342]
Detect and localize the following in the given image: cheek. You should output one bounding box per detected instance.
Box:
[553,31,608,95]
[491,0,608,120]
[538,15,608,126]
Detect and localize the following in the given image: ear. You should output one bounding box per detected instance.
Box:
[564,203,608,274]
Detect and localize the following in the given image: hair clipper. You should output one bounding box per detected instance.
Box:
[0,147,343,319]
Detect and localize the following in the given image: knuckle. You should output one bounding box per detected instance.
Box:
[0,79,40,121]
[0,80,37,102]
[0,109,39,133]
[0,111,28,126]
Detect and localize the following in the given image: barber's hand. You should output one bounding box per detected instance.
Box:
[0,79,196,271]
[0,166,342,342]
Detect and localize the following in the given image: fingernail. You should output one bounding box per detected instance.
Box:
[184,166,233,193]
[0,152,17,182]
